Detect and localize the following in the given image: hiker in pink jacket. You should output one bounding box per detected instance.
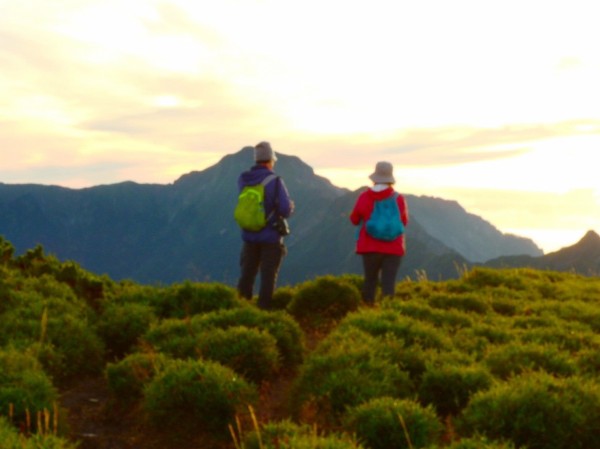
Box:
[350,161,409,304]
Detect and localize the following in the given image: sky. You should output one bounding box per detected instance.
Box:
[1,0,599,254]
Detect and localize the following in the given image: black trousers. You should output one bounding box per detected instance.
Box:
[361,252,402,303]
[237,241,286,309]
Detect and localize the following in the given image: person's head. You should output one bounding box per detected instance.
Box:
[369,161,395,185]
[254,141,277,168]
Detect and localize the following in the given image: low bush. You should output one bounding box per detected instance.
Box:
[0,348,57,428]
[241,420,364,449]
[142,318,197,359]
[0,289,104,380]
[97,302,157,358]
[344,397,443,449]
[484,342,576,379]
[0,417,78,449]
[287,276,361,326]
[427,436,516,448]
[271,286,296,310]
[390,301,474,330]
[196,326,280,384]
[458,372,600,449]
[428,292,491,315]
[105,352,170,404]
[152,281,244,318]
[576,347,600,376]
[143,359,257,434]
[339,309,451,350]
[292,330,413,424]
[418,364,493,416]
[193,308,305,367]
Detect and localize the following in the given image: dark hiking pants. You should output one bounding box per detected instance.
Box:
[361,252,402,304]
[237,241,286,309]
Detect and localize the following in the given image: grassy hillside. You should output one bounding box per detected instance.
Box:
[1,236,600,449]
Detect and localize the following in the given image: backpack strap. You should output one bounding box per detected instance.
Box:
[262,174,278,221]
[261,174,278,187]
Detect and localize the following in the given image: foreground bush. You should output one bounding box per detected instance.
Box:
[105,352,170,404]
[0,349,57,427]
[339,309,451,350]
[97,302,157,358]
[418,364,493,416]
[292,329,413,424]
[483,342,576,379]
[287,276,361,326]
[241,420,364,449]
[144,359,257,434]
[344,397,442,449]
[192,308,305,367]
[195,326,280,384]
[0,285,104,379]
[458,372,600,449]
[151,281,243,318]
[426,436,516,449]
[0,417,77,449]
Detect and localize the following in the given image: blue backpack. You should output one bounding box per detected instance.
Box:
[365,193,404,241]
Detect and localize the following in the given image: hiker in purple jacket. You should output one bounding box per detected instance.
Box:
[237,142,294,309]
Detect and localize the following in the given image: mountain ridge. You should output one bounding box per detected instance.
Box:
[4,148,589,285]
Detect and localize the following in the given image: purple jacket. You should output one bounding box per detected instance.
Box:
[237,165,293,243]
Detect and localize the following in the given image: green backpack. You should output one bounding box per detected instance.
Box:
[234,174,277,231]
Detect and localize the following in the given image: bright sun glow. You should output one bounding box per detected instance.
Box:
[1,0,599,253]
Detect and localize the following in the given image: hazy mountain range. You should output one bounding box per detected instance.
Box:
[1,148,596,285]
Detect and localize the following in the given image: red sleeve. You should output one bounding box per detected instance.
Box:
[397,194,409,226]
[350,191,369,225]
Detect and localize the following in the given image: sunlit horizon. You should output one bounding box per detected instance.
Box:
[1,0,599,256]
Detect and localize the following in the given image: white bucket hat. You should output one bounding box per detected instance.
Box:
[368,161,395,184]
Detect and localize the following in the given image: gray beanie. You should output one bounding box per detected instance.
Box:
[254,141,277,162]
[369,161,395,184]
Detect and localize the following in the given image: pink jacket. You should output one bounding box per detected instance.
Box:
[349,187,409,256]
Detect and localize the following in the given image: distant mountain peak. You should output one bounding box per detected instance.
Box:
[580,230,600,246]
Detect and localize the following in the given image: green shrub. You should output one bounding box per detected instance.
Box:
[242,420,364,449]
[458,372,600,449]
[241,419,311,449]
[461,268,527,291]
[196,326,280,384]
[193,308,305,367]
[142,318,198,359]
[428,293,491,315]
[143,359,257,434]
[518,324,599,352]
[271,286,296,310]
[151,281,243,318]
[292,331,413,424]
[484,342,576,379]
[97,302,157,357]
[418,364,493,416]
[105,352,169,404]
[490,298,518,316]
[576,348,600,376]
[339,309,451,350]
[0,287,104,380]
[345,397,442,449]
[287,276,361,326]
[427,436,516,448]
[391,301,474,330]
[0,417,78,449]
[0,349,57,427]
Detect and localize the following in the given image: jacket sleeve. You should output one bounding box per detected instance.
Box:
[276,178,293,218]
[350,193,366,225]
[398,194,409,226]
